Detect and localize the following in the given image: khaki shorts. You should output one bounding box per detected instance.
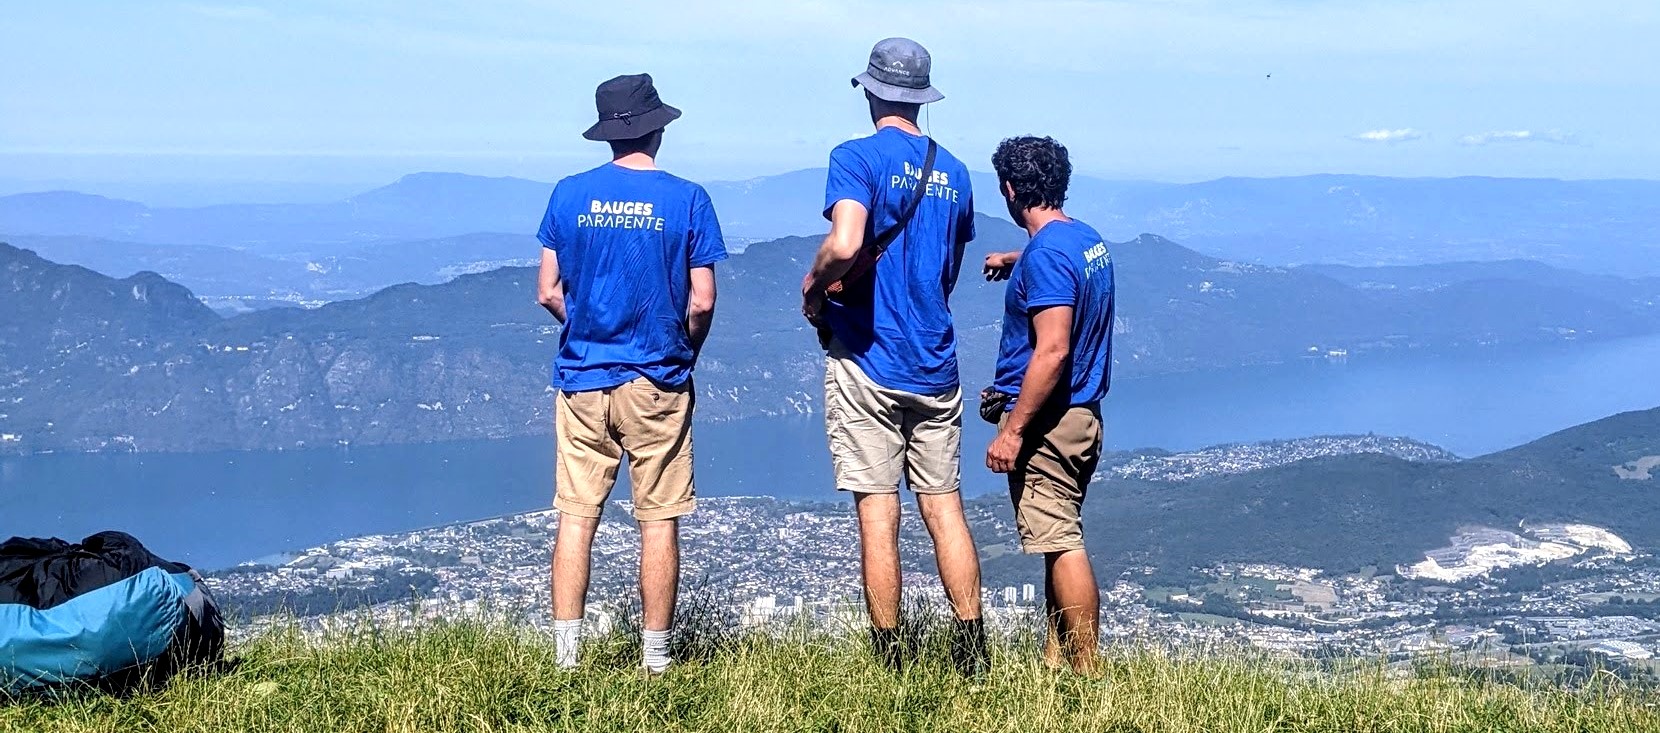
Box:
[555,377,696,522]
[824,344,962,494]
[1003,406,1102,554]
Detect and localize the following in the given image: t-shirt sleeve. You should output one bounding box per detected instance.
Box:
[1023,247,1080,309]
[823,144,874,220]
[536,187,560,251]
[957,188,977,245]
[689,187,728,268]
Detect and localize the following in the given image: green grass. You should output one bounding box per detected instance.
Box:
[5,619,1659,732]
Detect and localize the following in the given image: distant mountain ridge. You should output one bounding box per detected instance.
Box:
[0,173,552,252]
[1300,260,1660,313]
[4,215,1658,455]
[5,171,1660,274]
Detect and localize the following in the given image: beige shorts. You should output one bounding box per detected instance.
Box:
[1003,406,1102,554]
[824,345,962,494]
[555,377,696,522]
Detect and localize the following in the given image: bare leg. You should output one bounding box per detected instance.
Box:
[916,492,983,620]
[1043,568,1065,668]
[639,518,680,631]
[1046,549,1100,673]
[854,492,903,628]
[552,513,601,620]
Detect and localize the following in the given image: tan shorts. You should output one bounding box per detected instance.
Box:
[824,345,962,494]
[555,377,696,522]
[1003,406,1102,554]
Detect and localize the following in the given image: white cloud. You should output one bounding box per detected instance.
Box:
[1458,129,1577,145]
[1351,129,1426,144]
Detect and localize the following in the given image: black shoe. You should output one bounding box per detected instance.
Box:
[871,626,908,672]
[951,618,990,677]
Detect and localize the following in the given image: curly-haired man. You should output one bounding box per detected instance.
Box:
[982,135,1115,673]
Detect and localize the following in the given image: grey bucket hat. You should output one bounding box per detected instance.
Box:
[851,37,944,104]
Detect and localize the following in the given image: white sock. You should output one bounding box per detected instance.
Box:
[554,619,582,669]
[642,628,672,673]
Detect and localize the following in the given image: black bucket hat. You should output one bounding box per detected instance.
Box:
[852,37,944,104]
[582,73,682,142]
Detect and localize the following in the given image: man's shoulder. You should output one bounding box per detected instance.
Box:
[928,140,970,170]
[549,165,605,201]
[1025,224,1095,274]
[555,163,612,187]
[658,170,709,199]
[1068,218,1106,242]
[830,134,880,160]
[1038,219,1104,248]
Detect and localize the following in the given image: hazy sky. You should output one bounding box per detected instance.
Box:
[4,0,1658,197]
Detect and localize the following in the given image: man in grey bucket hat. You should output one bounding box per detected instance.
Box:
[802,37,988,676]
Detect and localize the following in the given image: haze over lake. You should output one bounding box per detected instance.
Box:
[6,333,1658,570]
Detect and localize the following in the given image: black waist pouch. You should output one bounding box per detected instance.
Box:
[977,386,1011,425]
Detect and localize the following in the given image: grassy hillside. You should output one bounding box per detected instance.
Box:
[5,620,1658,732]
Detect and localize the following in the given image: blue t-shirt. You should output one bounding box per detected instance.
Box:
[537,163,728,392]
[993,218,1116,410]
[822,127,975,395]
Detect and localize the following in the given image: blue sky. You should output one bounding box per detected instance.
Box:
[3,0,1658,197]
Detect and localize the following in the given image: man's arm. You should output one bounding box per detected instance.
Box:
[537,247,566,323]
[987,305,1073,473]
[983,251,1021,281]
[687,265,716,357]
[800,200,869,320]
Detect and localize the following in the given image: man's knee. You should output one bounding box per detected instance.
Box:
[555,512,601,541]
[638,517,680,542]
[916,492,967,527]
[1044,548,1097,586]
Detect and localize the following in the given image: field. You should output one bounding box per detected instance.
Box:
[6,616,1660,733]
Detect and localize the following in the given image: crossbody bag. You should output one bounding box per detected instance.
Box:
[816,138,939,349]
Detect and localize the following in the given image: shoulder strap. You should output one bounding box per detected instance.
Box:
[867,137,938,257]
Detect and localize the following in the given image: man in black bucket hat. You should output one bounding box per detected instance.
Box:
[537,73,726,675]
[801,38,987,676]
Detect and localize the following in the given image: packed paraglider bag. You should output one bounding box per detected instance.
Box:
[1,531,226,697]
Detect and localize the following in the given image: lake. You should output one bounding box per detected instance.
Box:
[5,333,1660,569]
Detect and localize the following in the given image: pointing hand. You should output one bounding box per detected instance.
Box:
[983,252,1019,282]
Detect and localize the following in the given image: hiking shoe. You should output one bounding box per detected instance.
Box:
[951,618,990,677]
[871,626,909,672]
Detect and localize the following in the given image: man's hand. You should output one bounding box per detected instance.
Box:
[986,427,1022,474]
[801,273,827,323]
[983,251,1020,281]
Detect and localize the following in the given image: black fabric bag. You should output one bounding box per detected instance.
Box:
[978,386,1012,425]
[0,532,190,607]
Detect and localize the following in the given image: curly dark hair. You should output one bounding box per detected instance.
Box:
[991,136,1071,211]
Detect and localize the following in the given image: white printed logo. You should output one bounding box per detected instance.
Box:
[577,199,665,231]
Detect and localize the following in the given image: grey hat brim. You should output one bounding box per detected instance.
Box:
[582,104,682,142]
[852,72,944,104]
